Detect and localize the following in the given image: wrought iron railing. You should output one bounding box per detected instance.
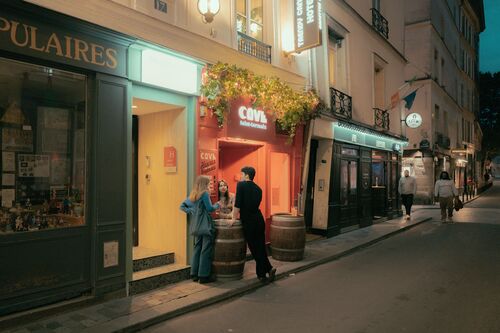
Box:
[374,108,390,130]
[237,32,272,63]
[327,87,352,119]
[371,8,389,39]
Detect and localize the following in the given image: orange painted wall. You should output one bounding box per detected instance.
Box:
[197,99,304,240]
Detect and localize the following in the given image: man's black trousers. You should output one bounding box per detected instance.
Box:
[401,194,414,215]
[241,211,272,278]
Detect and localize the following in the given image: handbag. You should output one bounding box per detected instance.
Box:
[189,198,214,237]
[454,197,463,211]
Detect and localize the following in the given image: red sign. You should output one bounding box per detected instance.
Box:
[164,146,177,173]
[200,149,218,199]
[227,97,275,142]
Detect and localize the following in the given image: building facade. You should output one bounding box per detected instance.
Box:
[1,0,311,314]
[402,0,485,203]
[302,0,408,237]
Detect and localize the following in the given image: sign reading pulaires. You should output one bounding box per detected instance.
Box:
[294,0,321,52]
[0,11,127,77]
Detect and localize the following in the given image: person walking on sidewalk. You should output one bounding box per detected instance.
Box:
[398,170,417,220]
[180,175,220,284]
[230,166,276,283]
[434,171,458,223]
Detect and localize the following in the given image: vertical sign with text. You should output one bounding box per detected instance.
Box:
[164,146,177,173]
[199,149,218,201]
[294,0,322,52]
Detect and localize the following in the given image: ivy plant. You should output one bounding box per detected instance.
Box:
[200,62,322,138]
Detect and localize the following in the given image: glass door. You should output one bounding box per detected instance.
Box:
[340,159,359,228]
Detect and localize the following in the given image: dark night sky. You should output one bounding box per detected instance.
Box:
[480,0,500,73]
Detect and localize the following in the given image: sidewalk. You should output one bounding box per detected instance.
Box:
[4,212,436,333]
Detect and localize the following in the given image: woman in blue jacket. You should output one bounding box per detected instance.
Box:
[180,175,220,283]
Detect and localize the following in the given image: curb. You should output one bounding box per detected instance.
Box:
[115,216,433,333]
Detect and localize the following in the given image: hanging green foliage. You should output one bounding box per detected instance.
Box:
[200,62,322,138]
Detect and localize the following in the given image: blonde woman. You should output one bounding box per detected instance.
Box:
[180,175,220,283]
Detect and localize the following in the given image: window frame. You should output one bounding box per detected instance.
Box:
[236,0,264,42]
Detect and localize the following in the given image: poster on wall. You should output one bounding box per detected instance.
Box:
[18,154,50,178]
[2,128,33,152]
[2,152,16,172]
[50,158,69,184]
[1,188,15,207]
[2,173,15,186]
[41,129,68,153]
[164,146,177,173]
[103,241,119,268]
[200,149,218,200]
[38,107,70,130]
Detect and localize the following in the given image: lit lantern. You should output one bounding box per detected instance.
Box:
[197,0,220,23]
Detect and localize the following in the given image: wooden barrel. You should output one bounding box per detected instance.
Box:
[270,213,306,261]
[212,219,246,281]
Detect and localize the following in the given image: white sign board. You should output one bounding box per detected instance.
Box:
[405,112,423,128]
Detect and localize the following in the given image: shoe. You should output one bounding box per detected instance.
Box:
[258,276,269,283]
[199,276,216,284]
[268,268,277,282]
[406,215,411,220]
[191,275,199,282]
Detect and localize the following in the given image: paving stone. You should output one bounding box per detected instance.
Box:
[79,319,96,328]
[44,322,62,330]
[53,327,73,333]
[26,325,44,332]
[69,314,86,322]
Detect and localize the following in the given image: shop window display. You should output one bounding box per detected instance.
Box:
[0,58,86,233]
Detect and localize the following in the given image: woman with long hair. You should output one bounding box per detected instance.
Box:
[180,175,220,283]
[434,171,458,223]
[217,179,235,219]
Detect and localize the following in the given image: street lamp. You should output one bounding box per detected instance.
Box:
[197,0,220,23]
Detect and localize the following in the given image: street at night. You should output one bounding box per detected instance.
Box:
[144,183,500,333]
[2,1,500,332]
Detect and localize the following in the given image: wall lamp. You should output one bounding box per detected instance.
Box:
[198,0,220,23]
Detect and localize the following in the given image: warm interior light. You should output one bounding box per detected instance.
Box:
[132,105,138,109]
[282,24,295,53]
[197,0,220,23]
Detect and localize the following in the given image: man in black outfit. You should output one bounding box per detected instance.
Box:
[231,166,276,283]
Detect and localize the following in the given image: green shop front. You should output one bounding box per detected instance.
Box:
[305,120,407,237]
[0,3,200,315]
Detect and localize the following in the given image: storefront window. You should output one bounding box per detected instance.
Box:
[0,58,86,234]
[372,162,385,187]
[341,147,358,156]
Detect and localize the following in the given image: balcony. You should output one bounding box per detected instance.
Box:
[374,108,390,131]
[237,32,272,63]
[371,8,389,39]
[323,87,352,120]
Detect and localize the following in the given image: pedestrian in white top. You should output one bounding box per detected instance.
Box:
[434,171,459,223]
[398,170,417,220]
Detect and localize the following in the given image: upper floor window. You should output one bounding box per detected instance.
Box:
[236,0,263,41]
[328,30,348,93]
